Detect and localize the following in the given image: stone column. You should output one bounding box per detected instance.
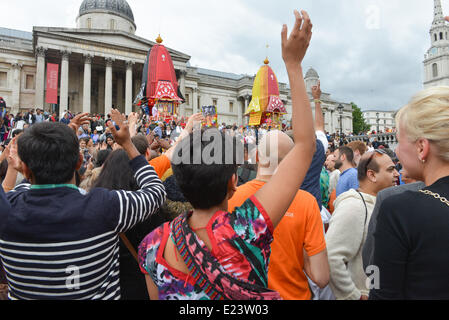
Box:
[237,97,244,126]
[11,63,23,114]
[135,76,141,99]
[192,88,199,114]
[240,99,246,125]
[104,57,114,116]
[117,75,124,113]
[179,70,187,117]
[82,54,93,114]
[98,72,105,115]
[125,60,134,115]
[329,110,336,134]
[59,50,70,118]
[34,47,46,110]
[244,94,251,125]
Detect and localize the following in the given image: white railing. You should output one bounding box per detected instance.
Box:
[346,133,398,150]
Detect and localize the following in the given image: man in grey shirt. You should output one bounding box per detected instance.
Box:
[362,182,426,271]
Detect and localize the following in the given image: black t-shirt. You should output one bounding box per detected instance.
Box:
[370,175,449,300]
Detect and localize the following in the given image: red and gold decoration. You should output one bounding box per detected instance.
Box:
[246,58,286,128]
[135,35,183,122]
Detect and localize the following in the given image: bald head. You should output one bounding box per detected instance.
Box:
[258,130,294,175]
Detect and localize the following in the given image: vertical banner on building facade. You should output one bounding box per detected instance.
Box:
[45,63,59,104]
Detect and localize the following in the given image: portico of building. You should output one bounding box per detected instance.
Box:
[32,27,190,118]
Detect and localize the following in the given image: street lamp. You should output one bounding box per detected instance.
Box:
[337,104,344,134]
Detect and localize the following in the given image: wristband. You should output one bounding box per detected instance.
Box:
[314,99,322,104]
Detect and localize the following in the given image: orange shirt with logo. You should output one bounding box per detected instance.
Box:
[228,180,326,300]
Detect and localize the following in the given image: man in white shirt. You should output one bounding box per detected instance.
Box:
[326,150,399,300]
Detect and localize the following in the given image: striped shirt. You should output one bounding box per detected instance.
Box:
[0,155,166,300]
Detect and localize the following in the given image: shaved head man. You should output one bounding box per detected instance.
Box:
[257,131,295,177]
[228,130,330,300]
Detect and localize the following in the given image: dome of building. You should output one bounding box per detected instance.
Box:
[305,67,319,79]
[79,0,135,22]
[77,0,136,33]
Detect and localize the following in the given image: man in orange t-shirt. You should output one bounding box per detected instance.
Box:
[228,131,329,300]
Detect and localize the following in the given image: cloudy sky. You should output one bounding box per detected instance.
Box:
[0,0,441,111]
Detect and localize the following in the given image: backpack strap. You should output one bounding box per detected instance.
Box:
[355,191,369,254]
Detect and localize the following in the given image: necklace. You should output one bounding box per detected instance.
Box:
[419,190,449,207]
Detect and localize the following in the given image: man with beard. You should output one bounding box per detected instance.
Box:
[334,146,359,197]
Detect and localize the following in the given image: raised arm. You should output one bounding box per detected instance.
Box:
[312,80,325,132]
[164,113,204,162]
[2,138,24,192]
[254,10,316,228]
[128,112,139,138]
[1,141,16,192]
[106,109,166,233]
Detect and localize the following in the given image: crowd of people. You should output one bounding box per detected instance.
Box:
[0,10,448,301]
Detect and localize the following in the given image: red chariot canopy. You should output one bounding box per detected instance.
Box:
[146,43,181,102]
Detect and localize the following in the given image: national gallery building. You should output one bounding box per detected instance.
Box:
[0,0,353,132]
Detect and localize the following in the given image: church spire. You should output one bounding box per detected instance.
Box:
[433,0,445,26]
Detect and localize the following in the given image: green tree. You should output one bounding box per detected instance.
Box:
[352,103,370,135]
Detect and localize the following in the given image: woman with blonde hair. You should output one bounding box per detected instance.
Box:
[369,86,449,300]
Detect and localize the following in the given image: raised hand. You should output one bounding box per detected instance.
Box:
[128,112,139,125]
[108,109,130,147]
[281,10,313,68]
[128,112,139,138]
[312,80,322,99]
[185,113,205,134]
[7,138,23,173]
[68,113,91,133]
[107,109,140,160]
[0,142,10,162]
[110,109,126,127]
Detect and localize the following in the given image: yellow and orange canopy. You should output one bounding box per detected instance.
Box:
[246,59,286,115]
